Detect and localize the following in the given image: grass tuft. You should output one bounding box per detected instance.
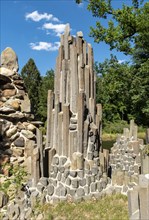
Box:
[34,194,129,220]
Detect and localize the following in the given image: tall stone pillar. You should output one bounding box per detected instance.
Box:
[70,44,78,113]
[88,43,94,99]
[77,92,84,153]
[58,112,63,155]
[31,147,40,187]
[46,90,53,149]
[37,128,43,177]
[62,104,69,156]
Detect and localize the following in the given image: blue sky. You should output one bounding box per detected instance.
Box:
[1,0,131,75]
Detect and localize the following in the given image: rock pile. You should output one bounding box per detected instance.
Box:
[0,47,36,175]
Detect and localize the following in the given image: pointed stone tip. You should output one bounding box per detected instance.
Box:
[77,31,83,38]
[0,47,19,72]
[64,23,70,35]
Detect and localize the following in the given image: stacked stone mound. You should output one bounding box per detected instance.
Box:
[0,47,36,174]
[42,24,109,201]
[110,120,144,194]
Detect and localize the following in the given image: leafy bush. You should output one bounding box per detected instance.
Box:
[103,120,129,134]
[0,164,28,198]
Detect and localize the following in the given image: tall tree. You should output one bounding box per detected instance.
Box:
[76,0,149,55]
[21,58,41,119]
[38,69,54,122]
[95,56,132,123]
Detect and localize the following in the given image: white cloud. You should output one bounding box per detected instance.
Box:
[118,59,125,64]
[30,41,60,51]
[42,23,67,36]
[25,11,59,22]
[78,3,84,8]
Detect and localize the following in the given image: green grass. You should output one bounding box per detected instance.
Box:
[34,194,129,220]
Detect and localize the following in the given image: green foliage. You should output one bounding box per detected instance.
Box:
[21,59,55,124]
[0,164,28,197]
[95,55,132,123]
[87,0,148,55]
[21,58,41,120]
[103,120,129,134]
[38,69,54,123]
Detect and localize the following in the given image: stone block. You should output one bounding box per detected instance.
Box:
[37,183,44,193]
[76,152,84,170]
[87,152,93,160]
[97,182,103,192]
[59,157,67,166]
[53,156,59,165]
[71,179,78,188]
[24,139,35,157]
[61,175,66,183]
[12,147,23,157]
[77,170,84,178]
[90,182,97,192]
[39,177,48,186]
[55,186,67,197]
[115,171,125,186]
[128,187,139,218]
[57,172,62,181]
[84,185,90,195]
[86,175,91,186]
[69,188,76,196]
[139,174,149,188]
[142,156,149,174]
[1,47,19,71]
[64,169,69,178]
[91,166,98,175]
[59,166,65,173]
[21,95,31,113]
[70,171,77,177]
[21,129,35,139]
[79,178,86,187]
[66,177,71,186]
[76,188,85,197]
[139,187,149,220]
[91,175,95,183]
[47,185,54,196]
[6,126,17,138]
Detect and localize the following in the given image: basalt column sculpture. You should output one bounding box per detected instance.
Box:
[45,24,106,200]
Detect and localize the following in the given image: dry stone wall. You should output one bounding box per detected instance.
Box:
[0,47,37,175]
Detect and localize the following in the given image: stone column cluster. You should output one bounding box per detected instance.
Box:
[109,120,144,193]
[44,24,107,200]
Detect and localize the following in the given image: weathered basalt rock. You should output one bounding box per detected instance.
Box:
[1,47,19,72]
